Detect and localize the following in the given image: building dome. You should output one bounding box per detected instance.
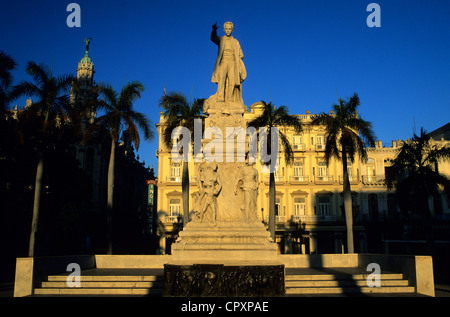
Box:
[80,52,92,64]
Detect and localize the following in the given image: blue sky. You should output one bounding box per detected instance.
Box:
[2,0,450,174]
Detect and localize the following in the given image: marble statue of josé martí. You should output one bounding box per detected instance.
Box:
[205,21,247,115]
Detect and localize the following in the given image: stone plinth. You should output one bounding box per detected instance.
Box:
[163,263,285,297]
[171,221,278,262]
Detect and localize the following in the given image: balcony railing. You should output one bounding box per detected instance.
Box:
[362,175,385,185]
[289,175,309,184]
[291,215,337,223]
[166,176,181,183]
[165,215,182,223]
[314,175,334,184]
[264,175,285,184]
[338,175,360,185]
[264,215,288,223]
[293,143,306,151]
[315,144,325,151]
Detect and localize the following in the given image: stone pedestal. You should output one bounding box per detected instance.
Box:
[171,221,277,262]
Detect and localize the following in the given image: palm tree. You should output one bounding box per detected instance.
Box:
[247,101,303,241]
[83,81,154,254]
[385,128,450,243]
[159,91,204,226]
[0,50,17,113]
[9,61,75,257]
[311,93,375,253]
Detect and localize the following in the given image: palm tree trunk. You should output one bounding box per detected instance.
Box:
[106,140,116,255]
[269,172,276,242]
[342,149,354,253]
[28,151,44,257]
[182,160,189,226]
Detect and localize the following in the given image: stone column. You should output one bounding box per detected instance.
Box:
[284,233,293,254]
[334,232,344,254]
[309,232,318,254]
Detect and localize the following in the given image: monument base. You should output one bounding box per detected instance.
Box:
[171,221,278,262]
[163,263,285,297]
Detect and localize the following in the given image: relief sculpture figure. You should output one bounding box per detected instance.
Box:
[193,162,222,225]
[234,162,259,222]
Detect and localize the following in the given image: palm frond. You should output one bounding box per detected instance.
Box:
[98,82,118,107]
[159,91,188,117]
[346,117,376,147]
[275,112,303,134]
[56,73,76,94]
[25,61,49,87]
[279,131,294,165]
[9,81,42,101]
[310,113,333,126]
[324,128,340,164]
[129,110,154,142]
[246,100,303,166]
[82,115,109,145]
[123,116,141,150]
[118,81,144,108]
[0,50,17,89]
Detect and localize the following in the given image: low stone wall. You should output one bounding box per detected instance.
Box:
[14,255,95,297]
[357,254,434,297]
[94,255,172,268]
[278,254,359,268]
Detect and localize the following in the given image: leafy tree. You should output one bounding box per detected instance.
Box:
[83,81,154,254]
[159,91,204,225]
[247,101,303,240]
[10,61,75,257]
[0,50,17,113]
[385,128,450,242]
[311,93,375,253]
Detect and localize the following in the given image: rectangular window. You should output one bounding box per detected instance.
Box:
[347,161,353,177]
[316,134,324,150]
[387,194,397,216]
[293,134,303,150]
[294,161,304,177]
[275,198,286,222]
[318,161,328,179]
[169,198,181,222]
[171,162,181,181]
[275,198,281,216]
[318,197,330,216]
[294,198,306,216]
[275,167,284,182]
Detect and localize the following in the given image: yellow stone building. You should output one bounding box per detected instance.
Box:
[155,102,450,255]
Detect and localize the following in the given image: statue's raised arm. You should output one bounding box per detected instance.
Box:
[211,22,220,45]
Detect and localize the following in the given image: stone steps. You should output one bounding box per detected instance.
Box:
[285,271,415,295]
[33,270,164,296]
[32,267,417,296]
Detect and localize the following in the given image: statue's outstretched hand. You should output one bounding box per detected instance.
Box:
[212,22,219,31]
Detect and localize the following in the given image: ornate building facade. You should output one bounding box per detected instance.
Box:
[156,103,450,255]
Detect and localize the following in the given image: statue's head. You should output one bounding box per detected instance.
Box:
[223,22,233,36]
